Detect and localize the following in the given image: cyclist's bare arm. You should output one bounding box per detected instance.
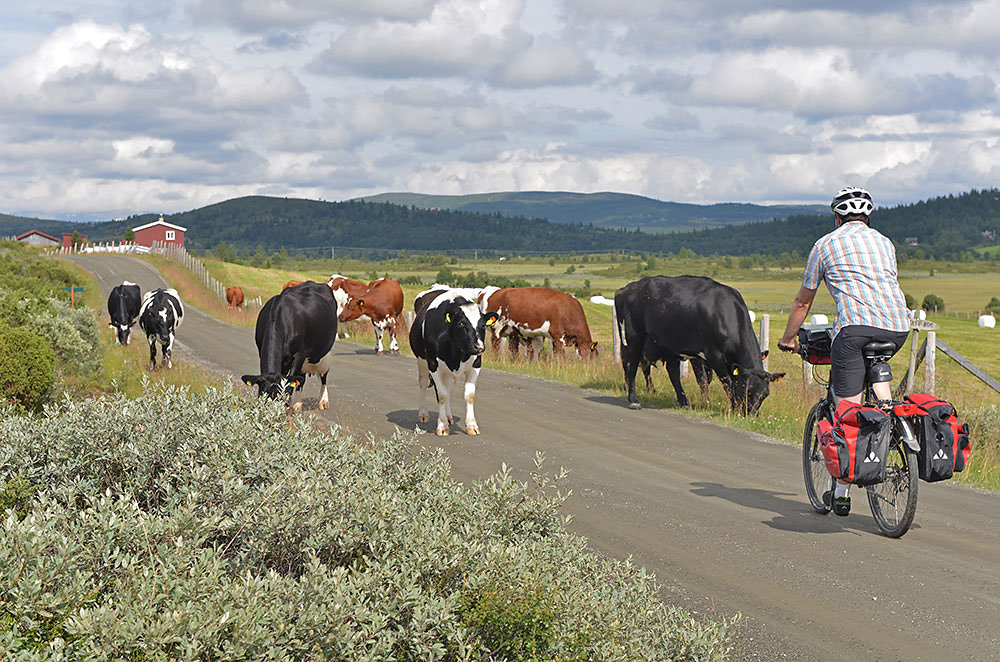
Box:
[778,286,818,351]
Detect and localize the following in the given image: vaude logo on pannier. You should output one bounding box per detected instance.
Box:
[863,450,881,464]
[933,449,948,462]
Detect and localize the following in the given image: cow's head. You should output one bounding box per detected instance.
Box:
[726,365,785,415]
[109,321,136,345]
[442,301,498,356]
[241,373,304,401]
[339,297,364,323]
[579,341,599,360]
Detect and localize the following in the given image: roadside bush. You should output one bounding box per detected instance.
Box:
[0,325,55,411]
[0,293,101,375]
[985,296,1000,314]
[0,384,734,660]
[904,292,916,309]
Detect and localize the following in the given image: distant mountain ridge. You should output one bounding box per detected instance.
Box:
[356,191,827,231]
[1,189,996,260]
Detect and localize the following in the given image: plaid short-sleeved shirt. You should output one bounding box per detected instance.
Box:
[802,221,910,336]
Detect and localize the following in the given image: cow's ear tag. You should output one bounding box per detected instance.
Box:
[761,350,769,360]
[243,378,254,386]
[486,316,495,326]
[732,367,740,376]
[357,300,364,308]
[445,313,451,323]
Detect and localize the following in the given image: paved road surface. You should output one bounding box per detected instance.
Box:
[73,255,1000,662]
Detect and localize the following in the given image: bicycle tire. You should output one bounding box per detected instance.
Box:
[803,400,834,513]
[866,438,919,538]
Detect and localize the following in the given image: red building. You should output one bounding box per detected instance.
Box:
[132,215,186,248]
[62,232,87,249]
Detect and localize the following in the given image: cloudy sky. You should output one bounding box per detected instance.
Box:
[2,1,999,221]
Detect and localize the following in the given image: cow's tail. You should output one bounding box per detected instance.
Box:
[614,301,629,348]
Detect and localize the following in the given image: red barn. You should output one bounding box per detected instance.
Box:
[132,215,186,248]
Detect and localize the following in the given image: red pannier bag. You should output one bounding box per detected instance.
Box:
[819,400,890,486]
[902,393,971,482]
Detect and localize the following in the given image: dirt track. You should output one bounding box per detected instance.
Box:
[74,255,1000,662]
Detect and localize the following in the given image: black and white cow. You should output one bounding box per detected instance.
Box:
[615,275,783,415]
[409,289,498,436]
[241,281,338,412]
[138,288,184,370]
[107,281,141,345]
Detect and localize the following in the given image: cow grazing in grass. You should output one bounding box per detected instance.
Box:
[242,281,338,412]
[410,288,498,435]
[338,278,405,354]
[107,281,141,345]
[138,288,184,370]
[614,275,783,414]
[482,286,598,359]
[226,286,244,309]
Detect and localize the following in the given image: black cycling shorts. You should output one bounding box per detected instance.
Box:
[831,325,911,398]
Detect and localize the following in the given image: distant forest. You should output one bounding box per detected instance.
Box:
[3,189,999,260]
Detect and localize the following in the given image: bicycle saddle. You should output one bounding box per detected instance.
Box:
[862,340,896,358]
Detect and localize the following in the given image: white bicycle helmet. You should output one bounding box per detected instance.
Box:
[831,186,873,216]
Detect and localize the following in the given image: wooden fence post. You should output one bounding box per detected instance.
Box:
[906,328,919,395]
[802,360,814,386]
[760,314,770,371]
[925,330,936,393]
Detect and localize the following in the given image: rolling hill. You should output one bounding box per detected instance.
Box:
[2,190,997,260]
[356,191,827,231]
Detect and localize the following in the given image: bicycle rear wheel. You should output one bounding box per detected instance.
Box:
[866,440,918,538]
[803,400,834,513]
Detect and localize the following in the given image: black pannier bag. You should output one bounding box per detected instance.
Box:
[904,393,972,482]
[819,400,890,486]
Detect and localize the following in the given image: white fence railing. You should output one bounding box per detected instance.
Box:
[57,241,262,310]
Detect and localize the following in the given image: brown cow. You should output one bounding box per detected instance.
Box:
[226,285,244,309]
[282,280,304,291]
[326,274,368,315]
[483,286,598,359]
[339,278,405,354]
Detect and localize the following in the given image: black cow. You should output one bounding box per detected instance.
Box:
[615,276,783,414]
[241,281,338,412]
[410,289,498,436]
[107,281,141,345]
[138,288,184,370]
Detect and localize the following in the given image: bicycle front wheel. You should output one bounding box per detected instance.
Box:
[803,400,834,513]
[867,442,918,538]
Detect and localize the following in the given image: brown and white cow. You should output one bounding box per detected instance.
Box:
[326,275,368,316]
[282,280,304,291]
[226,285,244,309]
[482,286,598,359]
[338,278,405,354]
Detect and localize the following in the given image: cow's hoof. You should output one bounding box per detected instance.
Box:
[629,402,642,410]
[436,427,450,436]
[377,350,384,355]
[391,349,400,355]
[466,426,481,435]
[318,400,329,410]
[418,413,429,423]
[290,402,303,413]
[447,416,454,425]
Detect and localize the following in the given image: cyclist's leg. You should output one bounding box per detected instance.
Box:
[828,327,874,510]
[830,326,870,404]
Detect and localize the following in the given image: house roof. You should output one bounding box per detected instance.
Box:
[16,229,59,242]
[131,219,187,233]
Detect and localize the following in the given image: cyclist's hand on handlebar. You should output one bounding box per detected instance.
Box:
[777,339,798,353]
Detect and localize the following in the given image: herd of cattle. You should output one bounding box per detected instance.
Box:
[108,272,783,434]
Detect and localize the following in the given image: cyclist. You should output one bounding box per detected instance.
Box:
[777,186,910,516]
